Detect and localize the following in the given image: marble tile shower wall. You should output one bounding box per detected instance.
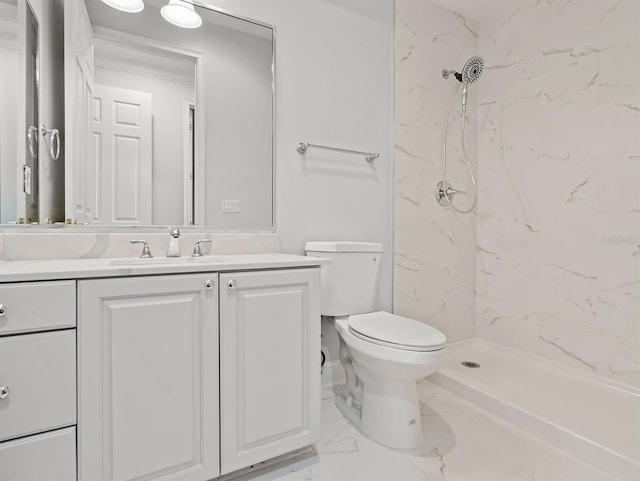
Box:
[395,0,639,388]
[395,0,478,343]
[476,0,640,388]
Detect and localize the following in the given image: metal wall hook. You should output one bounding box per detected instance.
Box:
[41,125,61,160]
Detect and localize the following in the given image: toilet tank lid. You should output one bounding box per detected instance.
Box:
[305,241,383,253]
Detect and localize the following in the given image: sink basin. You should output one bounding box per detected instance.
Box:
[110,256,229,266]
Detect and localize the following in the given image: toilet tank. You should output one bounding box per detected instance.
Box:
[305,241,383,316]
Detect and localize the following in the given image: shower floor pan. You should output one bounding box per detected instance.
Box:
[429,339,640,481]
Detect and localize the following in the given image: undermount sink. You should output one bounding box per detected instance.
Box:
[110,256,230,266]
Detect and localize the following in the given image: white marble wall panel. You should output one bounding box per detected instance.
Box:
[0,231,279,261]
[475,0,640,387]
[395,0,478,342]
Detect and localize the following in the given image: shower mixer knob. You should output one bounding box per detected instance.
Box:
[435,181,466,207]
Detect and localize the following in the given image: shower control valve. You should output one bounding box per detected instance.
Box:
[435,181,466,207]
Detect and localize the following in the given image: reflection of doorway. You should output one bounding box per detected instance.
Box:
[93,32,198,225]
[183,101,195,225]
[93,84,152,225]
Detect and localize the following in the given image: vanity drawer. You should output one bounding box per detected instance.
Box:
[0,330,76,442]
[0,281,76,336]
[0,427,76,481]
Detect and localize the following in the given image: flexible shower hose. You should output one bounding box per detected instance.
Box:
[441,82,478,214]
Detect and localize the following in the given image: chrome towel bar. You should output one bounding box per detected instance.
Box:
[296,142,379,163]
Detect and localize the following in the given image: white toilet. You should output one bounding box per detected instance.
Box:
[305,241,446,450]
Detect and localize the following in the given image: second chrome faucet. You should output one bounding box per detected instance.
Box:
[167,227,181,257]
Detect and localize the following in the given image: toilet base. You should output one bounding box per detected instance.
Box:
[335,392,361,427]
[336,379,424,450]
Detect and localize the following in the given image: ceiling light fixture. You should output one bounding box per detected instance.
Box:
[100,0,144,14]
[161,0,202,29]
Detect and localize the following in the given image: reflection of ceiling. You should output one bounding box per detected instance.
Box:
[0,1,16,47]
[94,32,196,85]
[87,0,271,41]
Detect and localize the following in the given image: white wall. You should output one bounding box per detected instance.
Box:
[201,24,272,230]
[395,0,478,343]
[198,0,395,360]
[201,0,395,300]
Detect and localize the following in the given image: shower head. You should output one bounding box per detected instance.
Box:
[442,56,485,112]
[442,56,485,84]
[461,56,484,84]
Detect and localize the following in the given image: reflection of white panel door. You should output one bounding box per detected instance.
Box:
[93,85,152,225]
[64,0,94,224]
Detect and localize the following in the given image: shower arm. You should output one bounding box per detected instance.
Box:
[441,69,463,82]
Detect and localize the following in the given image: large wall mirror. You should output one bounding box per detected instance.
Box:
[0,0,274,229]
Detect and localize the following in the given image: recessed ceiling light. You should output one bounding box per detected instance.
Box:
[101,0,144,14]
[161,0,202,29]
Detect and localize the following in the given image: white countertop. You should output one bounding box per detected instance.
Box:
[0,253,329,282]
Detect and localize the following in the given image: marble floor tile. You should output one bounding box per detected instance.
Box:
[240,382,615,481]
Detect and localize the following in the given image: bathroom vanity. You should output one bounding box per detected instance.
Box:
[0,254,322,480]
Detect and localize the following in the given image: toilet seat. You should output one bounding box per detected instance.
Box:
[348,311,446,352]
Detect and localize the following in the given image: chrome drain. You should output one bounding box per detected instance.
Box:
[461,361,480,368]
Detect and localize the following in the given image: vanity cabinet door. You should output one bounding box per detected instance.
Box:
[219,268,321,475]
[78,275,219,481]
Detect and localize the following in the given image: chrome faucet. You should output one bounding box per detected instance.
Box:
[167,227,181,257]
[192,239,212,257]
[130,240,153,258]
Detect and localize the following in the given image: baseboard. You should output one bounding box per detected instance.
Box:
[321,360,345,390]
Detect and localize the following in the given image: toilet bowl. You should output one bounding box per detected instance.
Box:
[304,241,447,450]
[334,311,445,449]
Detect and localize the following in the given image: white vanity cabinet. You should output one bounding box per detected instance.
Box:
[0,257,322,481]
[77,274,220,481]
[0,281,77,481]
[219,269,321,474]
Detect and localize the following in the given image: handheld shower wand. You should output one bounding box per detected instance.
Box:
[442,56,484,112]
[437,56,484,213]
[461,81,469,112]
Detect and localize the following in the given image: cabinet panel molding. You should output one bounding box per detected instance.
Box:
[0,427,76,481]
[220,268,321,474]
[78,274,219,481]
[0,330,76,442]
[0,280,76,336]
